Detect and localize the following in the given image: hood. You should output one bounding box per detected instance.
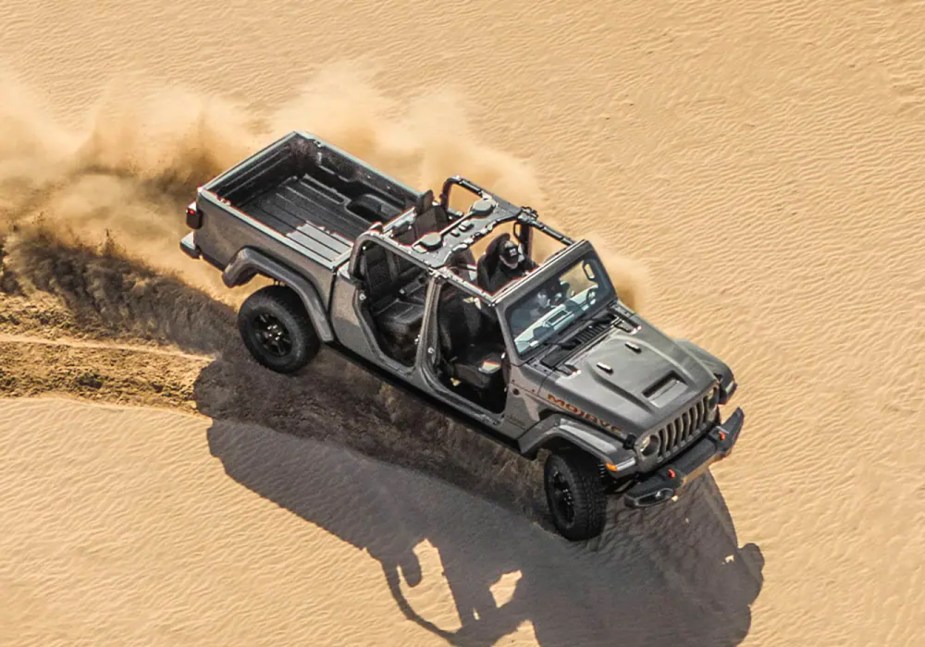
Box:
[537,315,715,438]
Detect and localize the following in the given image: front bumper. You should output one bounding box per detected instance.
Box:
[623,407,744,509]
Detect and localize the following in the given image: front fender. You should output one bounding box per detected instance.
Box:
[518,414,639,475]
[676,339,737,403]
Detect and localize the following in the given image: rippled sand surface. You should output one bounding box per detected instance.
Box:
[1,1,923,645]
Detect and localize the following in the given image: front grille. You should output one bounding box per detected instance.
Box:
[656,386,719,461]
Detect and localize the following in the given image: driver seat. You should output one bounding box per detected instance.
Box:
[476,233,510,292]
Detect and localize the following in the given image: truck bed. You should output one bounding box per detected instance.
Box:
[240,175,371,255]
[203,132,421,265]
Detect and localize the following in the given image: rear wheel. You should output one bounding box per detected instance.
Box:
[238,285,319,373]
[544,450,607,541]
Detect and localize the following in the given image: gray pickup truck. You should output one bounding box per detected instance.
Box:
[180,131,744,541]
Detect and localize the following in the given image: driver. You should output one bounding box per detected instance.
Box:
[508,280,565,339]
[484,239,537,293]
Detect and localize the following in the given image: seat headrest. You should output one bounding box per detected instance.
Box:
[414,189,435,214]
[480,232,511,274]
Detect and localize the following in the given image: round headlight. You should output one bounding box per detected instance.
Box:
[638,433,660,457]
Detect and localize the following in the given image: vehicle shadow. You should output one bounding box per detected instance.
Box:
[196,346,764,646]
[4,235,762,646]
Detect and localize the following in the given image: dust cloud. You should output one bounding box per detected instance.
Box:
[0,64,647,308]
[0,64,648,516]
[0,63,762,644]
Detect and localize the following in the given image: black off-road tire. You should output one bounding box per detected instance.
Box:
[238,285,320,374]
[544,450,607,541]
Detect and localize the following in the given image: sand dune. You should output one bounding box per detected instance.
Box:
[1,0,924,645]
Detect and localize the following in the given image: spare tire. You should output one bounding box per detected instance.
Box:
[544,449,607,541]
[238,285,320,374]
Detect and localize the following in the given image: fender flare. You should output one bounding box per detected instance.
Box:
[518,414,637,472]
[222,247,335,343]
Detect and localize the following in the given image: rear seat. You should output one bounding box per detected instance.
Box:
[371,274,427,364]
[362,243,428,364]
[374,294,424,364]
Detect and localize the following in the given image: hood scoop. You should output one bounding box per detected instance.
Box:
[643,372,687,407]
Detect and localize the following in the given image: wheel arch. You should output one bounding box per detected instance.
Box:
[223,247,334,343]
[518,413,634,466]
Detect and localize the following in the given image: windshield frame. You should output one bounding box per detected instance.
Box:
[495,241,616,364]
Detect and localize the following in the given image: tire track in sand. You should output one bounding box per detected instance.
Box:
[0,332,207,408]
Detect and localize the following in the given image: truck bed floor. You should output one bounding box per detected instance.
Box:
[240,175,370,260]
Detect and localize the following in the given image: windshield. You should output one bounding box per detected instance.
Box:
[506,253,615,355]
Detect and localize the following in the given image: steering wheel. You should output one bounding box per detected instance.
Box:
[549,289,566,306]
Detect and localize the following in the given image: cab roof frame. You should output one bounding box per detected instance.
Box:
[347,176,579,305]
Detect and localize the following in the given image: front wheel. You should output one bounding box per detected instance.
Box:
[544,450,607,541]
[238,285,320,373]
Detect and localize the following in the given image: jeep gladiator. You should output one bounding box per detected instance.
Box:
[180,131,744,540]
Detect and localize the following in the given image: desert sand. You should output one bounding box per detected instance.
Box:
[0,1,923,645]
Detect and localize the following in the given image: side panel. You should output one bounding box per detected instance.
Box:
[328,264,381,361]
[195,193,344,288]
[494,364,549,440]
[188,192,346,341]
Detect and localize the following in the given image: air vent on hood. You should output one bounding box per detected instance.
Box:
[540,312,616,369]
[644,372,686,407]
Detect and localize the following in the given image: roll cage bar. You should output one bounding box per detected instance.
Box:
[347,176,577,305]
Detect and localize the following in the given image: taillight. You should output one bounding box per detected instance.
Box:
[186,202,202,229]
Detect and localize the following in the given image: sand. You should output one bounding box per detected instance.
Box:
[0,1,923,645]
[0,397,763,646]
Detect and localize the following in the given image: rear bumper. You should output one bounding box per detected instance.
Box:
[179,232,200,259]
[623,407,744,509]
